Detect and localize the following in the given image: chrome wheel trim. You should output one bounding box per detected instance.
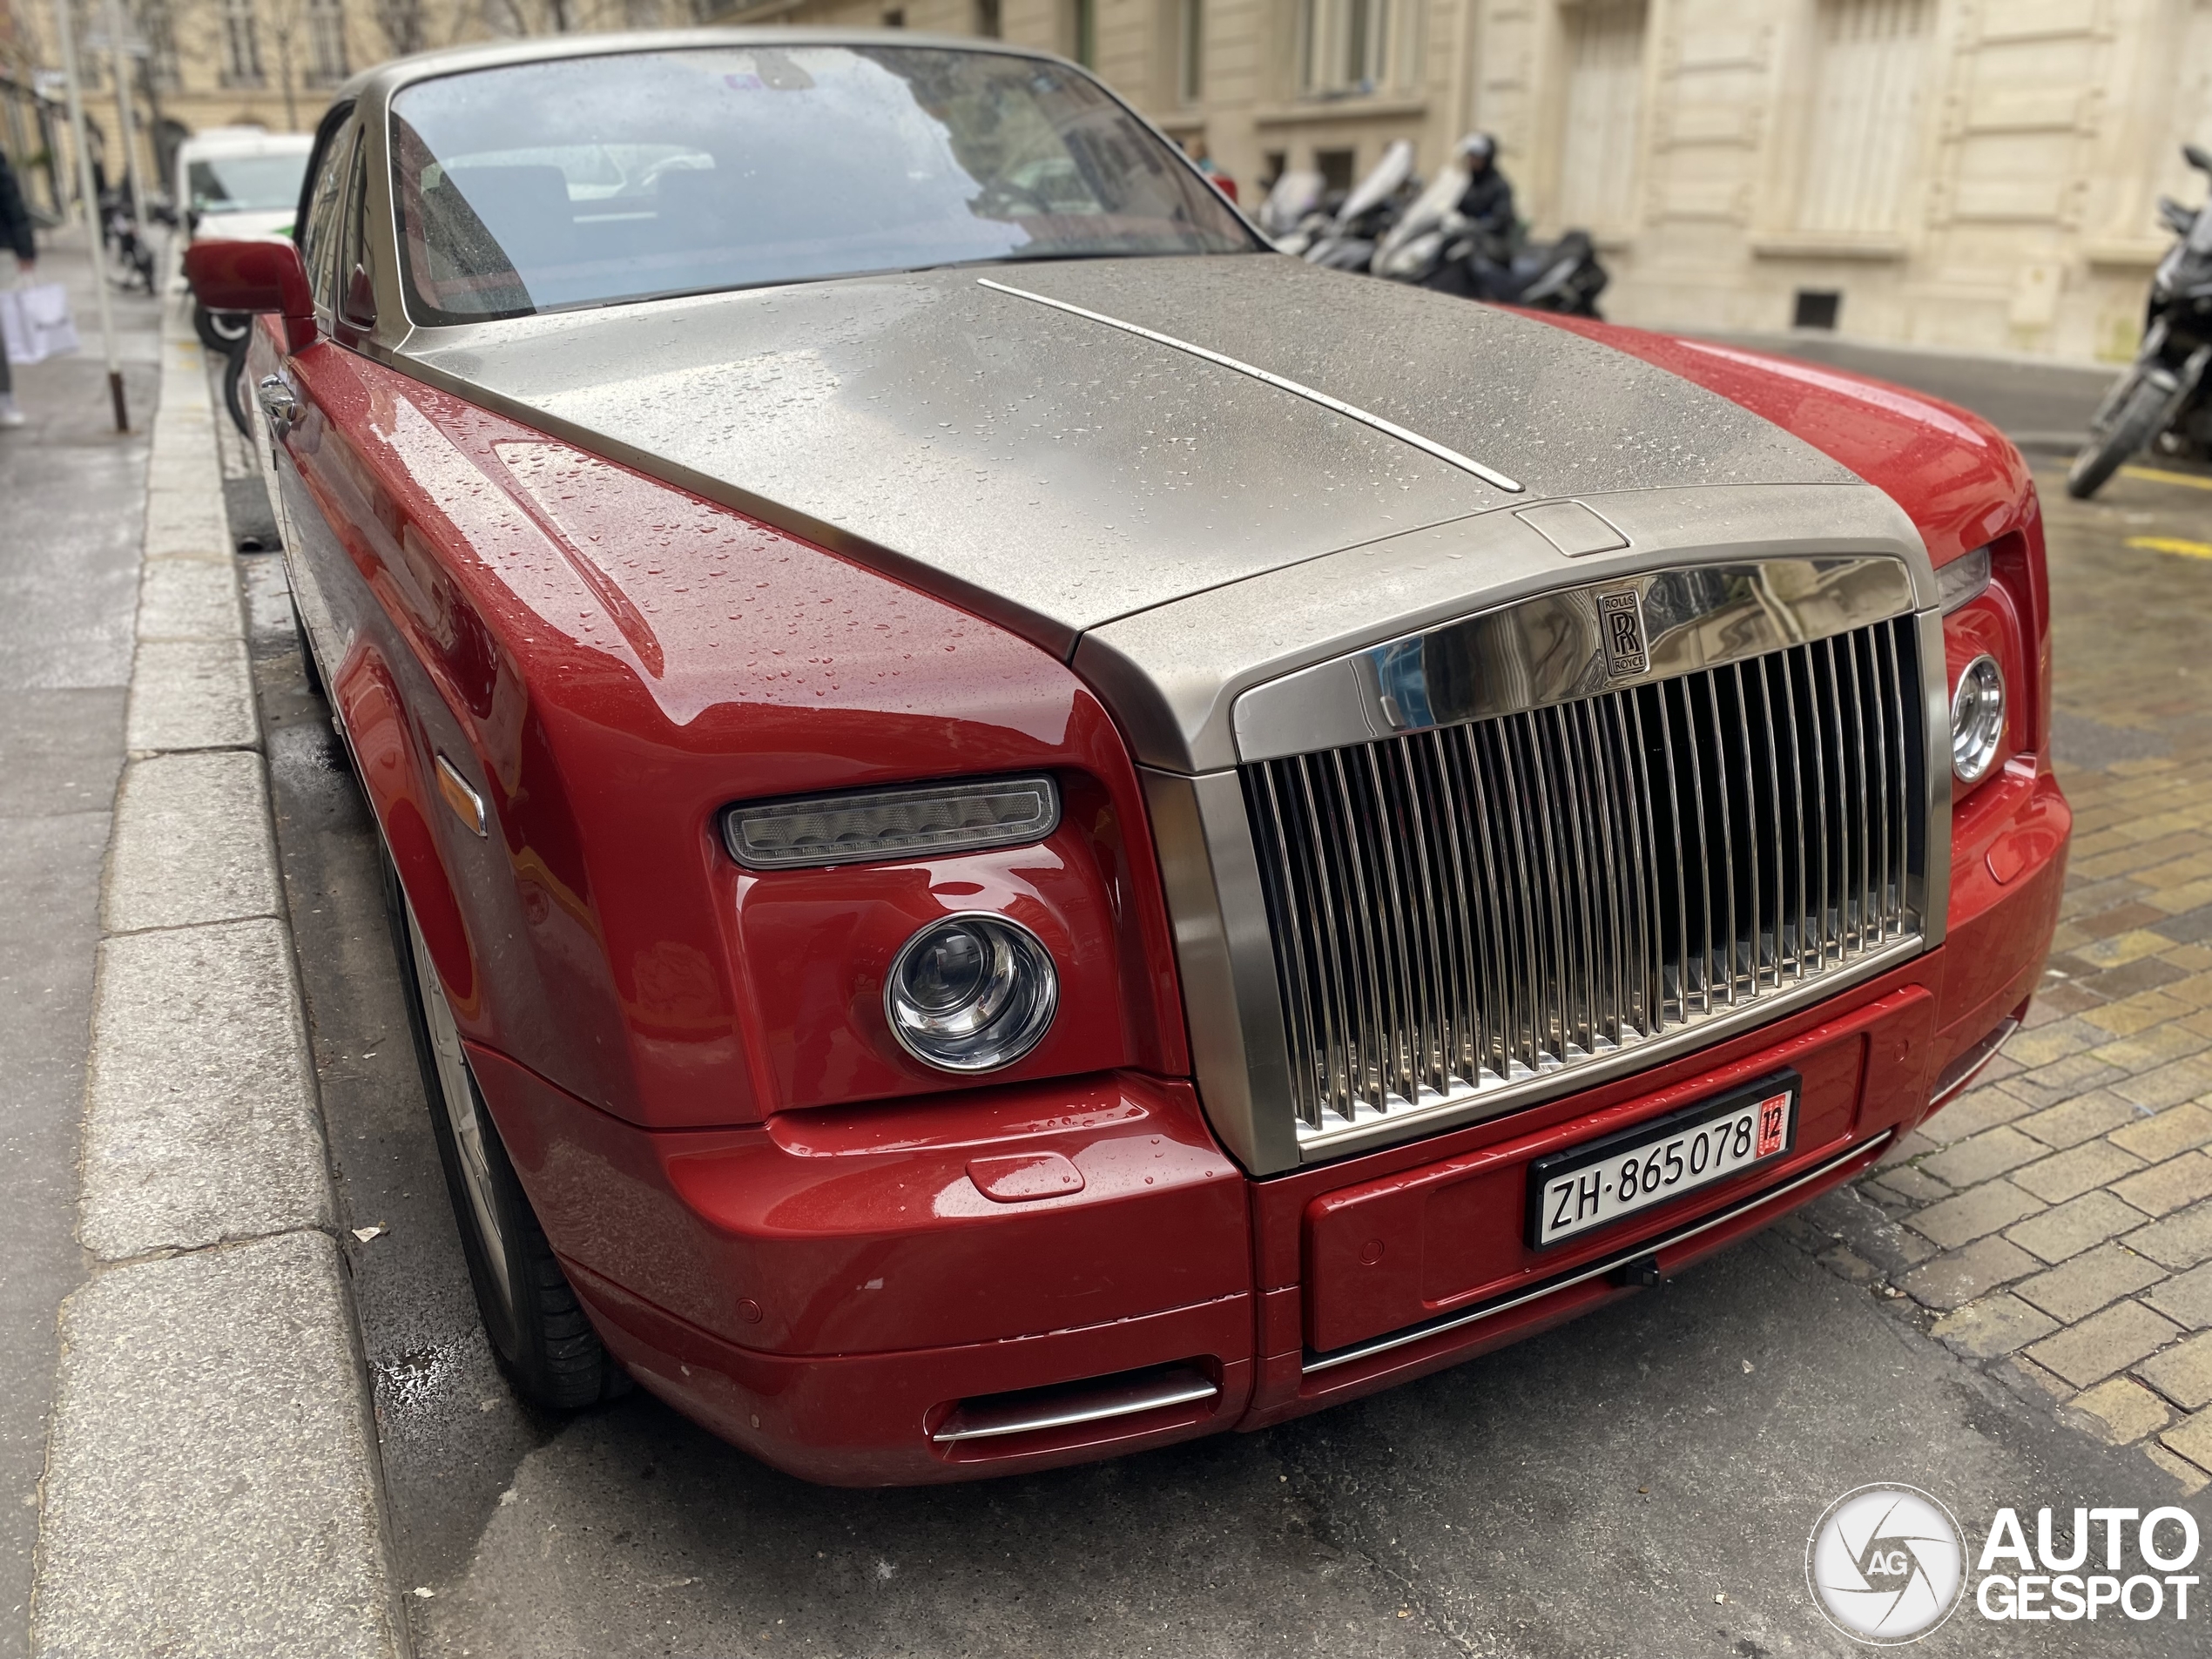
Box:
[405,903,514,1318]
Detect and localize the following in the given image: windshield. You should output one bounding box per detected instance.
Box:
[388,44,1257,324]
[187,152,308,216]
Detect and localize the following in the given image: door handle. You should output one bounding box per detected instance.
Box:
[256,375,301,434]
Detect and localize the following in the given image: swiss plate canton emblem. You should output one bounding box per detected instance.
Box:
[1596,589,1649,679]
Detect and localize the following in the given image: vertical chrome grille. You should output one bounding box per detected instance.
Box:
[1244,617,1925,1143]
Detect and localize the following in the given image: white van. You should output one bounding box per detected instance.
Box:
[175,127,314,348]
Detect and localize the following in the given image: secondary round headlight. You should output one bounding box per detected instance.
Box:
[1951,654,2006,786]
[884,914,1057,1072]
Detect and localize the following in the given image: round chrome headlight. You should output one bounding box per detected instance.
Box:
[1951,654,2006,786]
[884,914,1056,1072]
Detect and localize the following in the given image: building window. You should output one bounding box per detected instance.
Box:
[219,0,264,87]
[1178,0,1202,103]
[138,0,182,91]
[307,0,348,84]
[1298,0,1404,98]
[1793,289,1842,329]
[1313,146,1355,192]
[1797,0,1932,235]
[1554,0,1645,232]
[974,0,1000,34]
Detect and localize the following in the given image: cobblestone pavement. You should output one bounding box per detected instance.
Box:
[1811,459,2212,1494]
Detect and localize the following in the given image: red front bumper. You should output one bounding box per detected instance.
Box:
[472,767,2067,1486]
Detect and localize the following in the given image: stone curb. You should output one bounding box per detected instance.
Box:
[30,300,408,1659]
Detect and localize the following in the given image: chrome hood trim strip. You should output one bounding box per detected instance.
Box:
[976,277,1527,494]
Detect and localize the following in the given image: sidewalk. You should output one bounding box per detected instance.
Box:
[1792,458,2212,1493]
[0,235,158,1659]
[5,240,406,1656]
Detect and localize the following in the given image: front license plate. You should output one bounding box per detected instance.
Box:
[1527,1070,1800,1249]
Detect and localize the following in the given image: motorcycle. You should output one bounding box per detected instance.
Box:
[2067,143,2212,499]
[100,187,158,294]
[1297,142,1416,272]
[1371,159,1608,317]
[1257,169,1327,254]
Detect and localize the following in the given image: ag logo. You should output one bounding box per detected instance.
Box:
[1806,1485,1966,1645]
[1596,589,1648,678]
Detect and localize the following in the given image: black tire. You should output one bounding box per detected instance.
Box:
[221,344,253,437]
[2067,371,2173,499]
[290,589,326,701]
[382,853,626,1410]
[192,301,251,350]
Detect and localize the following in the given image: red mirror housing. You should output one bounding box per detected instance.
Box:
[184,239,318,353]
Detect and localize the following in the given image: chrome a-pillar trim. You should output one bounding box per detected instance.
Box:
[1232,555,1917,763]
[1139,767,1300,1175]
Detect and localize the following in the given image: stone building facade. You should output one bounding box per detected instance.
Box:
[4,0,2203,361]
[0,0,694,202]
[754,0,2206,364]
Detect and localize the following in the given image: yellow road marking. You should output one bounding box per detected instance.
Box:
[2119,465,2212,491]
[2126,536,2212,559]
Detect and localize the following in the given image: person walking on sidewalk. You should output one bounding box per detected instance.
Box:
[0,143,37,429]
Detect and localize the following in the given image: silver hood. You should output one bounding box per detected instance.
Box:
[397,254,1878,668]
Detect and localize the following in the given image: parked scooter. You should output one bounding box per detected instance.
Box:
[2068,144,2212,498]
[100,187,158,294]
[1371,158,1608,316]
[1258,170,1327,253]
[1298,142,1416,272]
[1454,226,1608,315]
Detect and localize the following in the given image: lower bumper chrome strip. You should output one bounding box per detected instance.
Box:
[1928,1016,2020,1111]
[931,1366,1219,1444]
[1303,1130,1894,1375]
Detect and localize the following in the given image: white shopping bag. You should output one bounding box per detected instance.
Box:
[0,283,82,366]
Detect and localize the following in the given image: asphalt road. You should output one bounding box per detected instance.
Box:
[223,326,2212,1654]
[0,244,160,1656]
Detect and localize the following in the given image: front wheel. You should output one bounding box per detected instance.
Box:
[386,855,626,1410]
[2067,369,2174,499]
[220,344,253,438]
[192,301,251,351]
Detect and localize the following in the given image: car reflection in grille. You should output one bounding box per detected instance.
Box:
[1244,617,1925,1142]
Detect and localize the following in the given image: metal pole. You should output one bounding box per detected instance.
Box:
[52,0,128,432]
[104,0,146,226]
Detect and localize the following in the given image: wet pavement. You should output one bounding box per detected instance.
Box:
[220,350,2212,1655]
[0,237,160,1656]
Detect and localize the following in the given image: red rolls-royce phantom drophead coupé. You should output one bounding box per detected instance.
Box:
[185,31,2067,1485]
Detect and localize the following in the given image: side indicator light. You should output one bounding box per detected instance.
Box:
[435,753,487,838]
